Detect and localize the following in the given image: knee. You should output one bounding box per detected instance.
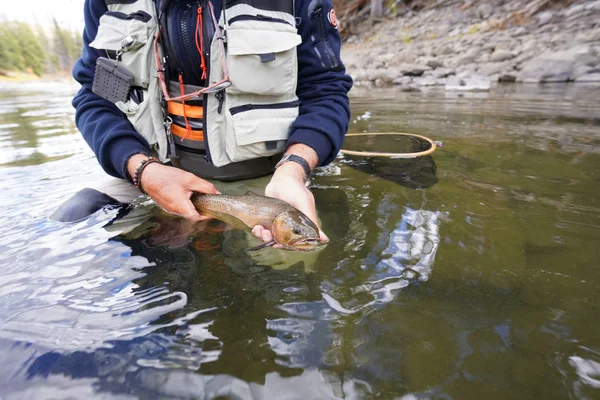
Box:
[50,188,123,222]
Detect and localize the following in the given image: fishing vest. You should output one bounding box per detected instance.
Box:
[89,0,301,181]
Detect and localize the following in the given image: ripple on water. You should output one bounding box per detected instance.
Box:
[1,83,600,398]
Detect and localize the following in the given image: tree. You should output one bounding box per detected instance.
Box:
[0,25,25,73]
[52,17,82,72]
[13,23,47,76]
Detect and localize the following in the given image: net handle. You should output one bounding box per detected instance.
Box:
[340,133,437,158]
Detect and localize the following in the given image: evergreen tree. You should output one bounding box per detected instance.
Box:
[0,20,82,76]
[14,23,47,76]
[0,25,25,73]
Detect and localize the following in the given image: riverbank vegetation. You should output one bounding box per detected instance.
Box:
[0,20,81,79]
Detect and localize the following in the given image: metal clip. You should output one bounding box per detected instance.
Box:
[114,36,136,66]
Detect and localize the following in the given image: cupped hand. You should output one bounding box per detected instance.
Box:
[252,161,329,244]
[128,155,218,221]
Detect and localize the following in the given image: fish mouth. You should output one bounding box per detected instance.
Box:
[289,237,321,251]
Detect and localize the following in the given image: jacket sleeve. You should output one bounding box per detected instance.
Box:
[288,0,353,166]
[72,0,152,180]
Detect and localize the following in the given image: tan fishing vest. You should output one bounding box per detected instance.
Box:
[89,0,301,168]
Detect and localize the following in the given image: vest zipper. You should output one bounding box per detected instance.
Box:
[227,14,292,26]
[180,4,203,82]
[229,99,301,116]
[163,9,188,80]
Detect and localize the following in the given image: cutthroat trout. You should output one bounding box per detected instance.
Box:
[190,191,320,251]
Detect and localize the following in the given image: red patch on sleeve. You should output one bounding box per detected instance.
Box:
[327,8,338,29]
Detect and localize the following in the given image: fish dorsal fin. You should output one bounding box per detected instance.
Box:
[245,190,261,196]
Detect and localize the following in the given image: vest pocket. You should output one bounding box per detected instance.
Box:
[226,21,301,96]
[225,100,299,162]
[90,10,156,88]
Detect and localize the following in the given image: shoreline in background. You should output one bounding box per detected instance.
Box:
[341,0,600,91]
[3,0,599,93]
[0,73,78,89]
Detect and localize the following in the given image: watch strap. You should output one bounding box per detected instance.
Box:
[275,154,311,183]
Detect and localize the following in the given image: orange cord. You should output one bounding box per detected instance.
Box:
[195,7,207,80]
[154,2,229,102]
[178,73,192,141]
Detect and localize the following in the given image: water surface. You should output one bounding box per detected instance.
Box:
[0,81,599,399]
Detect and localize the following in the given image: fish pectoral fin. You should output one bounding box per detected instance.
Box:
[245,240,276,252]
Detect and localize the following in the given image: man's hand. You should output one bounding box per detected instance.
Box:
[251,144,329,244]
[127,154,218,221]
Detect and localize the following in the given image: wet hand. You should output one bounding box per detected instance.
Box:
[127,154,219,221]
[252,160,329,244]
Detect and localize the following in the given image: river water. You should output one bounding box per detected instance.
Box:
[0,81,599,399]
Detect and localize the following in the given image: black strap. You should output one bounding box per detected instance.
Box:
[276,154,311,182]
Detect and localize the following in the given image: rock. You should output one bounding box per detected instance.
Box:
[374,53,395,69]
[520,39,537,54]
[391,51,420,65]
[399,85,421,93]
[431,68,455,78]
[537,11,554,26]
[573,64,600,80]
[582,28,600,43]
[445,74,491,91]
[365,69,379,81]
[397,63,431,76]
[368,68,396,83]
[498,73,517,82]
[439,45,454,56]
[414,76,443,86]
[586,0,600,11]
[575,73,600,82]
[458,52,478,66]
[490,49,514,62]
[392,76,413,85]
[351,70,368,82]
[513,27,527,37]
[477,62,505,77]
[518,58,572,82]
[516,46,597,83]
[476,3,494,19]
[565,4,585,19]
[426,59,444,69]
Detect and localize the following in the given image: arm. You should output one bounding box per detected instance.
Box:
[73,0,152,179]
[287,0,353,166]
[74,0,217,219]
[258,0,352,243]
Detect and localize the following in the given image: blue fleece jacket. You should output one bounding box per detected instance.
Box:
[72,0,352,180]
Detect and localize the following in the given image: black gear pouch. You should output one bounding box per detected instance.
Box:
[92,57,134,103]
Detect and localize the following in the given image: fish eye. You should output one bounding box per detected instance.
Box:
[293,226,302,235]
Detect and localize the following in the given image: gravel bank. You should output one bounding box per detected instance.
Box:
[341,0,600,91]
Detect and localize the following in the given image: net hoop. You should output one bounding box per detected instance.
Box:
[340,132,437,158]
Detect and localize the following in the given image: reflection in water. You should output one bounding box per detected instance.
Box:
[0,81,83,167]
[322,206,445,315]
[1,83,600,398]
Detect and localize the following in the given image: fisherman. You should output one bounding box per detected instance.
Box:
[54,0,351,245]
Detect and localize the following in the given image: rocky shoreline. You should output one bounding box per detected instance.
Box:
[341,0,600,91]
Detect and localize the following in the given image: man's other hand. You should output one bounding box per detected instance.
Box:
[127,154,219,221]
[253,144,329,244]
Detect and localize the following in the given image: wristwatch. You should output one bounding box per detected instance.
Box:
[275,154,312,186]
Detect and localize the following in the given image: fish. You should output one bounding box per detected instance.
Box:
[190,191,321,251]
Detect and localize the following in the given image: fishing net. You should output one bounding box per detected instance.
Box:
[341,133,436,158]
